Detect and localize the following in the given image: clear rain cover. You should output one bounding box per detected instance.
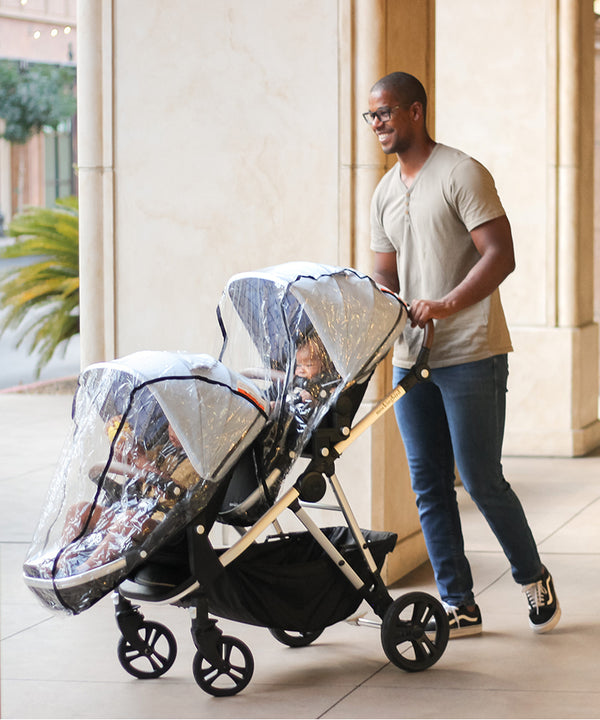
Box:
[217,262,407,480]
[23,352,268,614]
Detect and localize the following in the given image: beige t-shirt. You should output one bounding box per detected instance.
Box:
[370,143,513,368]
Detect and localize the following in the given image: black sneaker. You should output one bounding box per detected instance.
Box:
[522,567,561,633]
[447,603,482,637]
[427,602,482,638]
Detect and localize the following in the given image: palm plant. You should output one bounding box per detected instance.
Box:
[0,196,79,377]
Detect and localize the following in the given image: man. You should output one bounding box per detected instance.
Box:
[366,71,560,637]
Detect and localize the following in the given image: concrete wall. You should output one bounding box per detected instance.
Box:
[110,1,340,357]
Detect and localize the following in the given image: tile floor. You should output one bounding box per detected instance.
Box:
[1,392,599,719]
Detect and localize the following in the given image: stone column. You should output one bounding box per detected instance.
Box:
[338,0,435,581]
[504,0,599,456]
[77,0,115,368]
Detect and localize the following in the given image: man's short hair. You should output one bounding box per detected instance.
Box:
[371,72,428,120]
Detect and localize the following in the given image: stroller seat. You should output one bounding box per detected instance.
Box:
[121,375,373,607]
[216,442,273,526]
[216,375,371,527]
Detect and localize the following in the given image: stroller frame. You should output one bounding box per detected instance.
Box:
[113,321,450,696]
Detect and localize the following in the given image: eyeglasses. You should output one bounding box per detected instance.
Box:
[362,105,402,126]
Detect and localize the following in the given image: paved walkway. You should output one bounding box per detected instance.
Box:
[1,391,599,718]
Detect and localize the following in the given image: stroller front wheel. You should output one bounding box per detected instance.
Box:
[381,591,449,672]
[192,635,254,697]
[117,620,177,679]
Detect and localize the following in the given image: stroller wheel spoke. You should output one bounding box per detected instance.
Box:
[419,629,437,652]
[412,599,433,626]
[227,665,247,681]
[221,642,233,664]
[411,636,433,662]
[199,666,220,683]
[146,650,169,672]
[381,592,449,672]
[146,626,161,647]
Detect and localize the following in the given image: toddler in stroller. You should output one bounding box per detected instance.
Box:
[57,414,203,574]
[23,261,449,696]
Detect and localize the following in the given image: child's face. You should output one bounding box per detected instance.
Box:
[295,344,323,379]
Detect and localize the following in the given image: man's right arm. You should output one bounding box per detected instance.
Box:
[373,251,399,294]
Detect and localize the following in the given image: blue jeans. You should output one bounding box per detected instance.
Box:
[393,355,543,606]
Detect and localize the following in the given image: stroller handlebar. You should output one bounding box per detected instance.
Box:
[422,319,434,351]
[414,319,434,370]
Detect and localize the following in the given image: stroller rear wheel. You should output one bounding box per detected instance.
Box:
[268,628,324,647]
[117,620,177,679]
[192,635,254,697]
[381,591,449,672]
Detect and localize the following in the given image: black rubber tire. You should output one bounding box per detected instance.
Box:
[117,620,177,679]
[381,591,449,672]
[192,635,254,697]
[268,627,324,647]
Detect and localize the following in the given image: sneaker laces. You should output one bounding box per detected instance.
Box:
[522,578,548,610]
[441,601,460,621]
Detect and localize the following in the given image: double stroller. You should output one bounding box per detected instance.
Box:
[23,261,449,696]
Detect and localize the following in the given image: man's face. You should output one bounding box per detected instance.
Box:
[367,87,415,156]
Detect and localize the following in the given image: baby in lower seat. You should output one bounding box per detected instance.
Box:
[57,419,200,575]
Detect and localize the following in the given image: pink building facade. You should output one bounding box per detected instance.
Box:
[0,0,77,228]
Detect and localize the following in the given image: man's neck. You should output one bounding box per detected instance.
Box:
[397,136,436,188]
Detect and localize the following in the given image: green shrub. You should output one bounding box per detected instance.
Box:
[0,197,79,376]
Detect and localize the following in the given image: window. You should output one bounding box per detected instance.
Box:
[44,119,77,205]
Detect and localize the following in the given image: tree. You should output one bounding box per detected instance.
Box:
[0,197,79,377]
[0,59,77,215]
[0,59,76,144]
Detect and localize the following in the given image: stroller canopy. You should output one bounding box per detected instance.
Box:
[76,351,269,480]
[217,262,407,471]
[219,262,406,382]
[23,352,268,614]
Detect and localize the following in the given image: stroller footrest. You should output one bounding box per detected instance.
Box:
[120,563,197,603]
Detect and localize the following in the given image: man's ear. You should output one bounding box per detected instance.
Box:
[410,101,424,121]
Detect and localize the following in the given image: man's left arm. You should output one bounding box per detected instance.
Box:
[409,214,515,328]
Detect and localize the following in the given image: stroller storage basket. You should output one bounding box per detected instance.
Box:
[207,527,397,632]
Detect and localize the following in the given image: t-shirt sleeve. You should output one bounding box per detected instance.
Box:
[449,158,505,231]
[370,185,396,253]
